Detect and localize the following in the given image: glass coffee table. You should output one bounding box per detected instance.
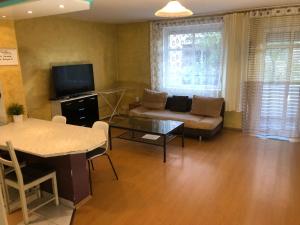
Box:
[109,117,184,162]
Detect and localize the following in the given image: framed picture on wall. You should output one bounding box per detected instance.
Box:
[0,48,18,66]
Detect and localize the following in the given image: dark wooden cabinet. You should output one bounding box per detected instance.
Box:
[52,94,99,127]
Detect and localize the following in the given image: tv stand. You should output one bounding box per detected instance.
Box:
[69,94,80,98]
[68,93,89,99]
[51,93,99,127]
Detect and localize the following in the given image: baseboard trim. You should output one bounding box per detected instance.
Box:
[223,127,242,131]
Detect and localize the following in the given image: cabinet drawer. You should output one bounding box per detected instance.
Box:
[61,101,75,110]
[62,99,86,109]
[76,98,86,107]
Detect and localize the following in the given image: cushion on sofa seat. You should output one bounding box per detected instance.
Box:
[191,96,224,117]
[129,106,223,130]
[169,96,189,112]
[141,89,168,110]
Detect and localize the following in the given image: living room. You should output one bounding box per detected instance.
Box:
[0,0,300,225]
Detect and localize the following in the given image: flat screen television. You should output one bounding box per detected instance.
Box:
[51,64,95,99]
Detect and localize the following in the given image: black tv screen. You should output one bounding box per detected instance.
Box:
[52,64,95,99]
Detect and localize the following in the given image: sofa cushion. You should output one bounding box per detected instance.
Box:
[191,96,224,117]
[169,96,189,112]
[142,89,168,110]
[129,106,222,130]
[166,97,192,111]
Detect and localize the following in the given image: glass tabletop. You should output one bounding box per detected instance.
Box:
[110,117,184,135]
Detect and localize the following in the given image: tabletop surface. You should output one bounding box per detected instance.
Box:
[110,117,184,135]
[0,118,106,158]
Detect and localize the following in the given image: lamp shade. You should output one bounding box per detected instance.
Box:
[155,1,193,18]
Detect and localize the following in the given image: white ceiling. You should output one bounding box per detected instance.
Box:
[67,0,300,23]
[0,0,90,20]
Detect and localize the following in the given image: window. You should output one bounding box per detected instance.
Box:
[151,19,224,97]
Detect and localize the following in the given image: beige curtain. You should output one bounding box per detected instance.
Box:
[222,13,250,112]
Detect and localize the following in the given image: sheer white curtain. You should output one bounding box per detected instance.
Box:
[243,8,300,141]
[150,17,224,97]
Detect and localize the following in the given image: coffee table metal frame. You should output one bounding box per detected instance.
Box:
[109,119,184,163]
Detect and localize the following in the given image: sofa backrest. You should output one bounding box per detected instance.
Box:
[165,96,225,118]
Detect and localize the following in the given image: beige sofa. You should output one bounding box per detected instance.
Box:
[129,96,225,139]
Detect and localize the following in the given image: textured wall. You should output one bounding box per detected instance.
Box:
[0,20,26,123]
[117,22,151,85]
[224,111,242,129]
[15,16,118,120]
[13,17,242,128]
[116,22,151,113]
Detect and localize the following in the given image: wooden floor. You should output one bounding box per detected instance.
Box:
[8,130,300,225]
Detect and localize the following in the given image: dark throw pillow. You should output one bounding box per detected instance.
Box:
[169,96,189,112]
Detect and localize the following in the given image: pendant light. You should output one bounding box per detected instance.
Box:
[155,0,193,18]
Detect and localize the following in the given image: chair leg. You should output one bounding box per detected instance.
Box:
[88,161,93,195]
[36,184,41,199]
[91,160,95,171]
[1,182,10,213]
[51,174,59,206]
[104,153,118,180]
[19,189,29,224]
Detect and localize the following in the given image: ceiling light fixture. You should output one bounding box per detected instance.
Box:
[155,0,193,18]
[59,4,65,9]
[27,10,33,14]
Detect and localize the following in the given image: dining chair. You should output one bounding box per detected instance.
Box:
[0,141,59,224]
[86,121,118,194]
[0,150,26,212]
[0,184,8,225]
[52,115,67,124]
